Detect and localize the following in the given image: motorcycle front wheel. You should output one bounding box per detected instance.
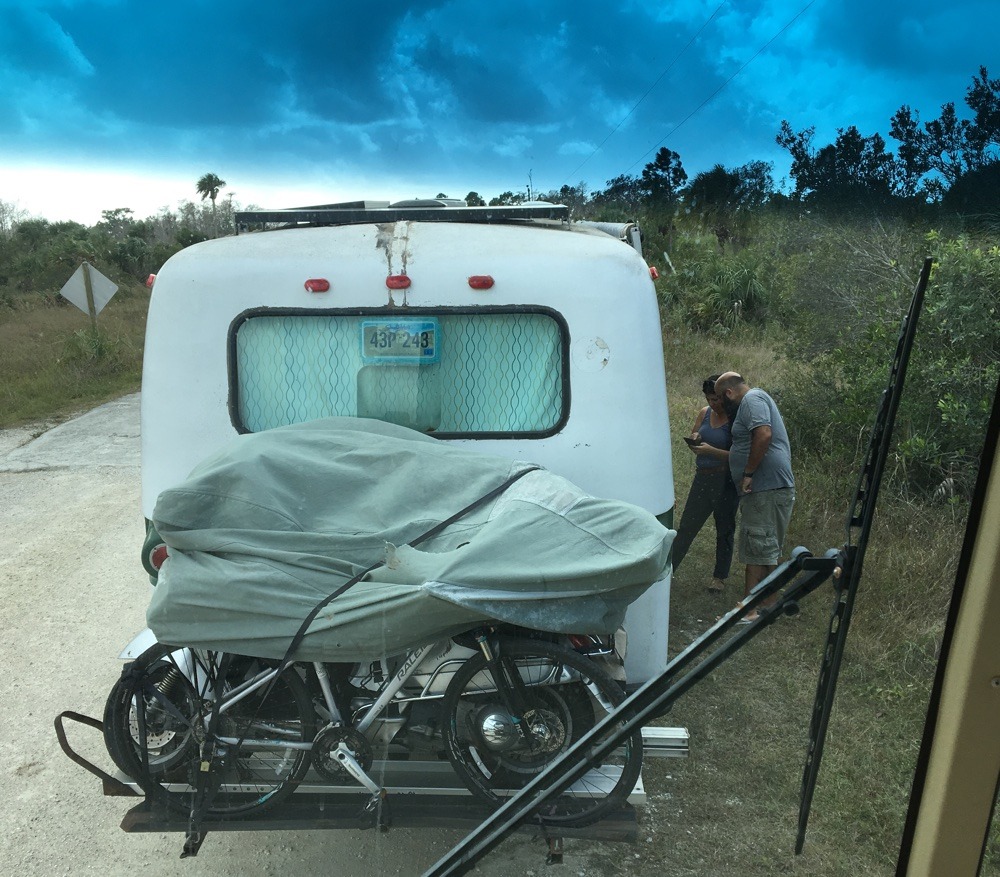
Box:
[441,637,642,826]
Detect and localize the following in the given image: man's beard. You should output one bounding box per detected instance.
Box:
[722,396,741,420]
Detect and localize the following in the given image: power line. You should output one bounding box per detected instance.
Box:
[562,2,728,186]
[623,0,817,177]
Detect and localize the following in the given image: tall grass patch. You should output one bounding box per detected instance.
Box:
[616,311,984,877]
[0,283,148,427]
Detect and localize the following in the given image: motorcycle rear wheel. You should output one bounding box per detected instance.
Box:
[104,643,315,819]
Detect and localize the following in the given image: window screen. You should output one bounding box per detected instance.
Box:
[230,308,568,437]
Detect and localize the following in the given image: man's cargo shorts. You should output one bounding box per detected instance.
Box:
[738,487,795,566]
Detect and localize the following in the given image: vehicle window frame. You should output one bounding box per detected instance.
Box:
[227,305,572,440]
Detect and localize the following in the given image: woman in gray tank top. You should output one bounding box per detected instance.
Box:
[670,375,739,592]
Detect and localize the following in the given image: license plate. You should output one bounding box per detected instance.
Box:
[361,319,440,364]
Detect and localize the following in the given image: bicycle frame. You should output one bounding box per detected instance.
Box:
[352,643,442,735]
[172,642,444,755]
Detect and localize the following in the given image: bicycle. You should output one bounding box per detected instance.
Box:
[103,626,643,827]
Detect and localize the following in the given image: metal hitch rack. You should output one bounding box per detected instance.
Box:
[56,709,687,857]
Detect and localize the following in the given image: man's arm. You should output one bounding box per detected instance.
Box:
[741,424,772,493]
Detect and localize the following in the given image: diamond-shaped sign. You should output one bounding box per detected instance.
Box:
[60,263,118,317]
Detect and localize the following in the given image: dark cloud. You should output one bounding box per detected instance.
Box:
[399,0,717,125]
[800,0,1000,140]
[0,6,91,78]
[407,32,551,123]
[47,0,418,127]
[813,0,995,80]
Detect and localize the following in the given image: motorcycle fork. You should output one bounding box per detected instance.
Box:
[475,634,536,746]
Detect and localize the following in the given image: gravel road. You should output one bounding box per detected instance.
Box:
[0,395,611,877]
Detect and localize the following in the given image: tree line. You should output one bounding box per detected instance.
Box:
[467,66,1000,220]
[0,173,238,299]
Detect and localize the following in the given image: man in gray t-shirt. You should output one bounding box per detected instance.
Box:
[714,372,795,620]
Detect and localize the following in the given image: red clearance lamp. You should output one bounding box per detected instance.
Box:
[386,274,411,289]
[468,275,495,289]
[149,543,169,571]
[304,278,330,292]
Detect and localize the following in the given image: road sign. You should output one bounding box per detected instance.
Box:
[60,262,118,325]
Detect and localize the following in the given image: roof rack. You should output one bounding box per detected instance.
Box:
[235,199,570,231]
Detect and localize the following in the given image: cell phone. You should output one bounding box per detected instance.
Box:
[683,436,703,447]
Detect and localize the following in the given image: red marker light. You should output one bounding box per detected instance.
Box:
[305,278,330,292]
[386,274,411,289]
[150,544,169,570]
[649,266,659,280]
[468,275,495,289]
[145,274,156,288]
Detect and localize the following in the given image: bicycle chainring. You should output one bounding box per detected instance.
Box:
[312,724,374,783]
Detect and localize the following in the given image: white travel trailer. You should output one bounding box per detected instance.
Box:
[139,199,675,683]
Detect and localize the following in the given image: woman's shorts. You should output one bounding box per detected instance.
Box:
[738,487,795,566]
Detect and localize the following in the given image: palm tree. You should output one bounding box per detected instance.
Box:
[196,173,226,235]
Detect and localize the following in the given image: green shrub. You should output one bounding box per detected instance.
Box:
[779,231,998,499]
[665,242,774,333]
[60,325,134,377]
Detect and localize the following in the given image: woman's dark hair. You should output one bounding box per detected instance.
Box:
[702,374,721,396]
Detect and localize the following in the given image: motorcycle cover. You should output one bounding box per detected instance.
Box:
[147,417,673,661]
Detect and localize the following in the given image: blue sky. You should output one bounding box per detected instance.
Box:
[0,0,996,224]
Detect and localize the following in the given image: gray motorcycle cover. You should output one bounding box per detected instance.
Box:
[147,417,672,661]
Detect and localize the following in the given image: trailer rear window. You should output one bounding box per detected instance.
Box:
[229,308,569,438]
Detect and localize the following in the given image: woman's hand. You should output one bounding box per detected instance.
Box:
[693,443,729,461]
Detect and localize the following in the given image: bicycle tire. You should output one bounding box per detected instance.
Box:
[105,643,315,819]
[441,637,642,826]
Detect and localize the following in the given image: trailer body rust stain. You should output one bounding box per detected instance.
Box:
[375,221,414,307]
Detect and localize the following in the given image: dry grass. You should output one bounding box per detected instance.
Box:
[0,286,148,427]
[660,320,792,399]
